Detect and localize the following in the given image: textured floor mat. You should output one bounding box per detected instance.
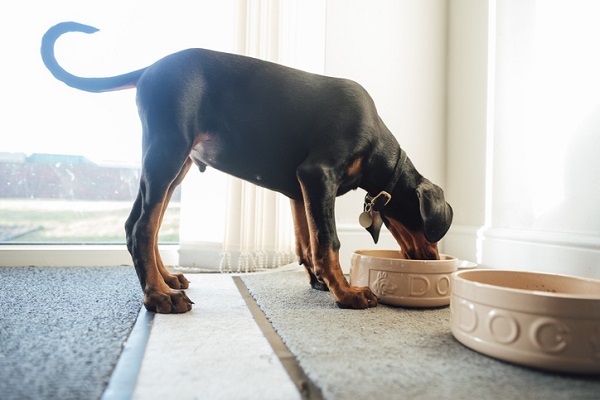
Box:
[242,267,600,400]
[0,266,142,400]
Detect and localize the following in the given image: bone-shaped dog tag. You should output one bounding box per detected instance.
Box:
[359,211,373,228]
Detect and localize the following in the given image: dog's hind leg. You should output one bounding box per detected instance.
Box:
[153,157,193,290]
[126,140,194,314]
[290,199,329,291]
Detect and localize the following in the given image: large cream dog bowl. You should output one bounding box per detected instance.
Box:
[451,269,600,374]
[349,250,459,307]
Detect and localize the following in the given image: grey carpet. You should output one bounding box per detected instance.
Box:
[242,267,600,400]
[0,266,142,400]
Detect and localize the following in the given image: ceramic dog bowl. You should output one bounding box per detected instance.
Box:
[349,250,459,307]
[451,269,600,374]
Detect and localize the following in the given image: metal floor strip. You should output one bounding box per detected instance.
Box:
[101,306,154,400]
[233,276,324,400]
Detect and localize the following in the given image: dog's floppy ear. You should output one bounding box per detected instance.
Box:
[416,179,453,243]
[365,210,384,244]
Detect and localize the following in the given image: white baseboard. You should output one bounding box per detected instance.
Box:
[444,225,600,279]
[0,244,177,268]
[178,242,223,271]
[439,224,481,263]
[481,228,600,279]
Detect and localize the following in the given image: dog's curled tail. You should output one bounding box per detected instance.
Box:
[41,21,145,93]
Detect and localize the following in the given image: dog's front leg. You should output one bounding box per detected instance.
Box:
[296,164,378,309]
[290,198,328,291]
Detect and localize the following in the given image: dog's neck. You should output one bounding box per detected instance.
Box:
[381,149,407,196]
[365,148,407,205]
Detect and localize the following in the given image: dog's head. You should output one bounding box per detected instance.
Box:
[364,178,453,260]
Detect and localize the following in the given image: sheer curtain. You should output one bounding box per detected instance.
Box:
[179,0,300,272]
[220,0,296,272]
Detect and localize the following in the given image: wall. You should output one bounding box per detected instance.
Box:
[444,0,600,279]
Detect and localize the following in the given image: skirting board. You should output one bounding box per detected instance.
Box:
[178,241,224,271]
[0,245,175,267]
[444,225,600,279]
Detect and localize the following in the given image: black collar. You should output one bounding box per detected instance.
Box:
[364,149,407,212]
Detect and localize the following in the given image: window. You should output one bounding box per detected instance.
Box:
[0,1,235,245]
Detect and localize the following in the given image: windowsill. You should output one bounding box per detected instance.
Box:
[0,244,179,267]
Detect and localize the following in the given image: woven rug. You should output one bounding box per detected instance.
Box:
[241,266,600,400]
[0,266,142,400]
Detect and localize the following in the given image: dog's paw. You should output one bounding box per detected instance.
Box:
[144,288,194,314]
[335,286,378,309]
[163,272,190,290]
[310,281,330,291]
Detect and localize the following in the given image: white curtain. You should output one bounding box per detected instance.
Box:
[219,0,296,273]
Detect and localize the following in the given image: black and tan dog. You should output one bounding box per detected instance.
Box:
[41,22,453,313]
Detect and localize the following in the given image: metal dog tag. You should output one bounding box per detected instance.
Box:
[359,211,373,228]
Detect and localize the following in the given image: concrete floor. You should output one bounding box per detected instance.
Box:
[106,274,301,400]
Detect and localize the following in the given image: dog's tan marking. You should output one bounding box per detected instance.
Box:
[193,132,211,146]
[142,202,170,293]
[154,158,193,290]
[191,132,219,170]
[142,197,193,313]
[347,157,363,176]
[291,198,324,286]
[290,199,312,265]
[315,246,377,309]
[384,217,440,260]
